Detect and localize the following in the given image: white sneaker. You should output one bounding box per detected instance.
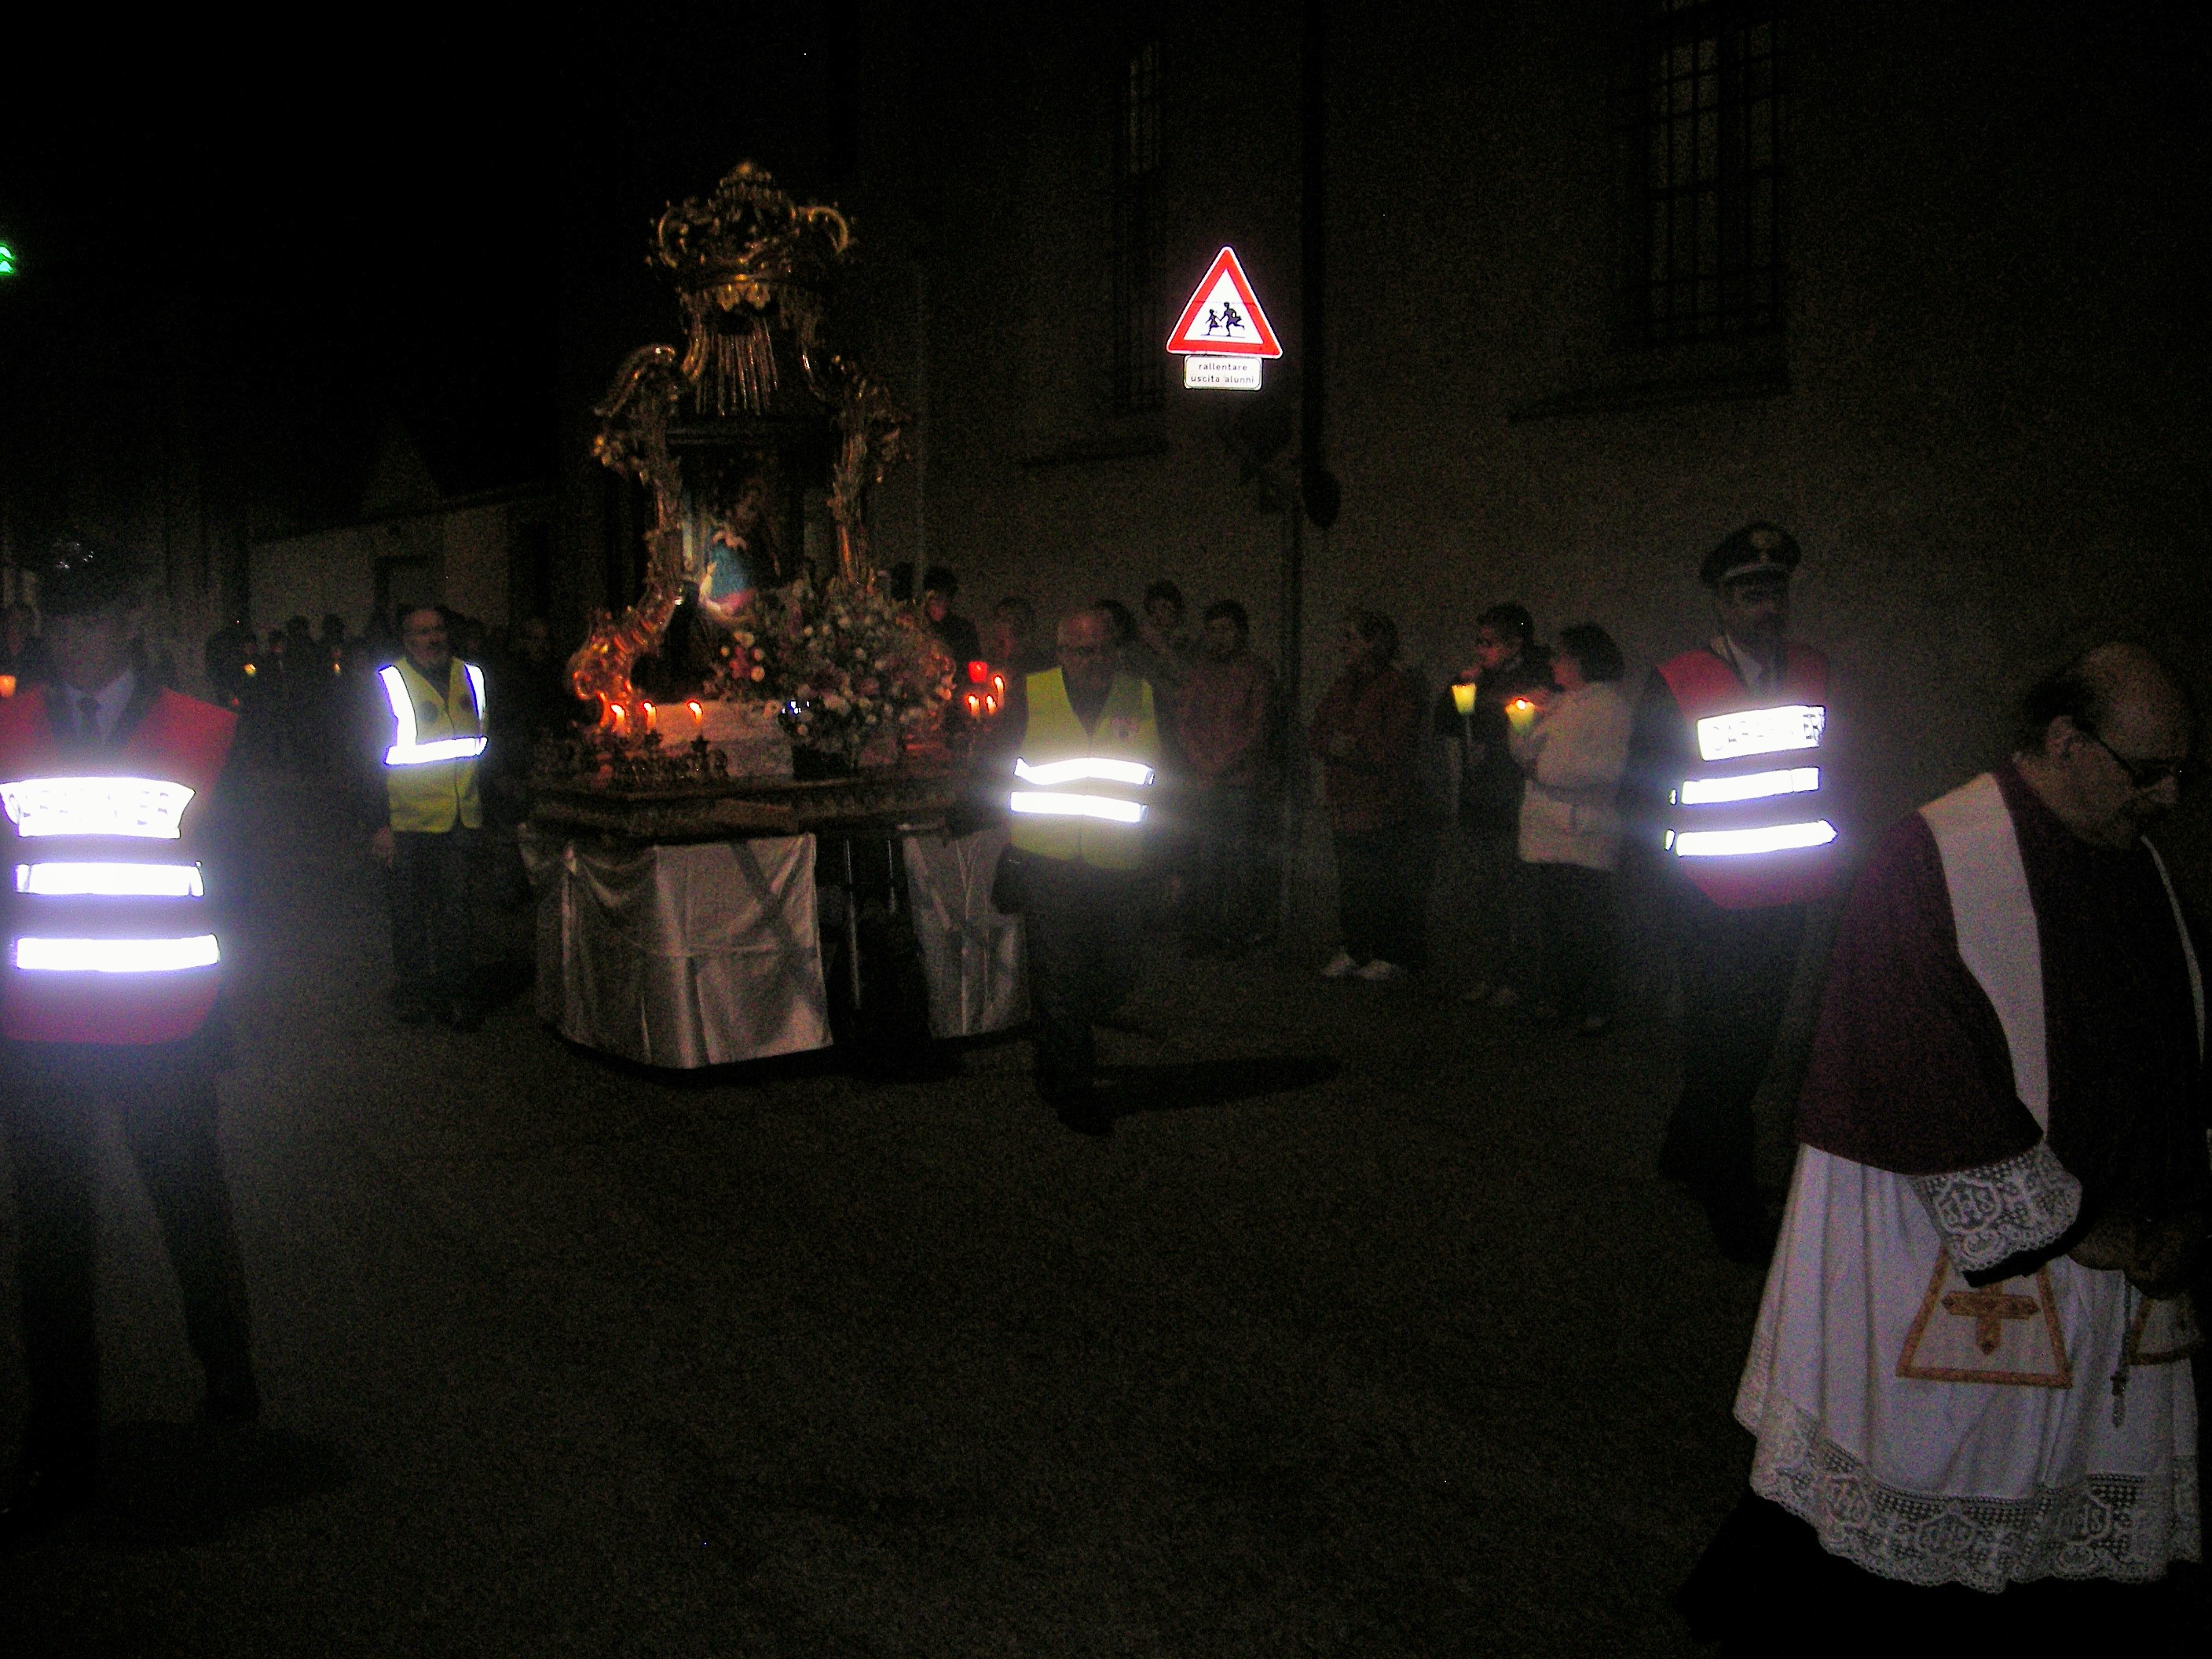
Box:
[1354,959,1407,982]
[1319,950,1358,979]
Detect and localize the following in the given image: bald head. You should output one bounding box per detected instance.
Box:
[2016,642,2194,849]
[1056,606,1119,701]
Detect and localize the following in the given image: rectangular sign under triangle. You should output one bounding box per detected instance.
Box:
[1166,247,1283,358]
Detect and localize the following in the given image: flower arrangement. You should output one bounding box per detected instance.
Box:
[710,575,954,761]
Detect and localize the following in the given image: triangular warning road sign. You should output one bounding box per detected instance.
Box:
[1166,247,1283,357]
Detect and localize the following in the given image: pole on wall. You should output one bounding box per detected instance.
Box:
[1281,0,1335,937]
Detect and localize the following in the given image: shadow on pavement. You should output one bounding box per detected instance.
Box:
[1100,1054,1342,1115]
[86,1423,353,1551]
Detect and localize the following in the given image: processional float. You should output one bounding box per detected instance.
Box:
[534,163,990,840]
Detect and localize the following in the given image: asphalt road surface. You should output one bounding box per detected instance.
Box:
[2,775,1773,1656]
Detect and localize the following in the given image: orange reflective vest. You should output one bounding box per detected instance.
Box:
[0,684,236,1045]
[1656,644,1839,910]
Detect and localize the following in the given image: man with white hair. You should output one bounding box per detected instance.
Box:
[1683,642,2206,1642]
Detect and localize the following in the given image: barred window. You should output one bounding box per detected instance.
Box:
[1626,1,1781,346]
[1111,36,1165,412]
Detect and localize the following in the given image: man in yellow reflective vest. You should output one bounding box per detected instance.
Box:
[364,604,489,1030]
[1005,606,1161,1134]
[1625,522,1845,1262]
[0,539,258,1542]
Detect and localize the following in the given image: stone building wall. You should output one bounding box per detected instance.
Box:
[824,0,2207,895]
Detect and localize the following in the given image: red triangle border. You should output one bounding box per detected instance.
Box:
[1165,247,1283,357]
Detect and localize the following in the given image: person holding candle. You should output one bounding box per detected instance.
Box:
[921,567,982,668]
[1431,604,1551,1008]
[0,601,49,697]
[1505,624,1632,1034]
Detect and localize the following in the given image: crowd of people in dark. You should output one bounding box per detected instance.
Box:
[195,608,580,789]
[927,558,1640,1034]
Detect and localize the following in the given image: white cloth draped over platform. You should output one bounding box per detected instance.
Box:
[522,825,1030,1068]
[529,832,832,1068]
[900,827,1029,1039]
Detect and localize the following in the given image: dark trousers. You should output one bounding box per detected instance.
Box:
[1334,827,1430,969]
[1184,785,1269,948]
[1023,855,1147,1097]
[1,1041,254,1471]
[1659,892,1807,1214]
[388,827,481,1011]
[1433,825,1536,993]
[1531,862,1619,1019]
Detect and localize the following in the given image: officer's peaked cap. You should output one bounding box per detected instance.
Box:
[1701,522,1802,589]
[40,534,148,618]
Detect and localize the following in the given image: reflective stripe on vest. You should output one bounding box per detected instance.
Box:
[0,775,193,838]
[379,658,486,833]
[0,686,236,1043]
[381,662,488,767]
[16,935,220,973]
[0,774,221,976]
[1009,756,1155,824]
[1657,646,1837,909]
[1008,670,1159,869]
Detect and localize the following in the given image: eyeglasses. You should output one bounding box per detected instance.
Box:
[2083,727,2191,793]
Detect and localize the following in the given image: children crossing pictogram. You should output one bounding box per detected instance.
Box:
[1165,247,1282,358]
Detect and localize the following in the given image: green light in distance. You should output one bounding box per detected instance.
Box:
[0,244,16,277]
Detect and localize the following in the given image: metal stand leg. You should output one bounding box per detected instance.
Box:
[842,838,863,1009]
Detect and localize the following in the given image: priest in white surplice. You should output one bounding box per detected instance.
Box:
[1681,644,2207,1644]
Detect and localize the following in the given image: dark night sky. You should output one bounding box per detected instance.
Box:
[0,6,852,533]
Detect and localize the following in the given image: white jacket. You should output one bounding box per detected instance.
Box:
[1509,682,1632,871]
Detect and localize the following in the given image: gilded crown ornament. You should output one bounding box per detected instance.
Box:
[653,162,852,420]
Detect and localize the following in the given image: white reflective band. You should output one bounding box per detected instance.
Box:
[1009,791,1147,825]
[1695,704,1826,762]
[386,735,488,767]
[1014,757,1155,788]
[0,777,195,840]
[1677,767,1822,807]
[380,663,489,767]
[16,935,221,972]
[16,862,204,898]
[1672,820,1837,858]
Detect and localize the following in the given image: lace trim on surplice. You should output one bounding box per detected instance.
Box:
[1909,1144,2081,1275]
[1749,1401,2200,1592]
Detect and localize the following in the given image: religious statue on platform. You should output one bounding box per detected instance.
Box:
[569,163,909,720]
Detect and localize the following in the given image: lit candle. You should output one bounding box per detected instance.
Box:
[1450,682,1476,716]
[1505,696,1537,733]
[640,701,657,734]
[967,660,991,685]
[989,672,1006,699]
[0,674,16,699]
